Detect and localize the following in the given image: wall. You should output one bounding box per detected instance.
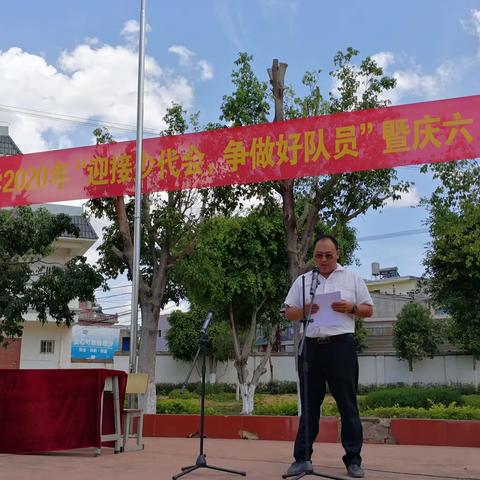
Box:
[0,339,22,369]
[19,322,72,369]
[114,352,479,388]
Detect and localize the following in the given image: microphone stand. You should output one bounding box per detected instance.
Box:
[172,311,246,480]
[283,275,344,480]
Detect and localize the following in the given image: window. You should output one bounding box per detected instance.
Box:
[158,330,162,337]
[40,340,55,354]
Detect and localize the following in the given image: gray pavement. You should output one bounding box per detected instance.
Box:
[1,438,479,480]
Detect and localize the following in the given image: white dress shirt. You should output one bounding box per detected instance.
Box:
[284,264,374,337]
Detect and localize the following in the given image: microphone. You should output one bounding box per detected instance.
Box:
[309,267,320,296]
[200,310,214,334]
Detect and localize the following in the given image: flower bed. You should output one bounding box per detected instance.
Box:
[143,414,480,447]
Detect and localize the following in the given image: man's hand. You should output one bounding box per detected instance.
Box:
[285,304,319,321]
[308,303,320,315]
[331,300,353,314]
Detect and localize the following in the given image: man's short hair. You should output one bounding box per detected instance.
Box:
[314,234,339,250]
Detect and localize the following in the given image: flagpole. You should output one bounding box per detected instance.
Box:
[129,0,147,374]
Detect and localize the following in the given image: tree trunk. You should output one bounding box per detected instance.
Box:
[232,310,279,415]
[137,303,162,413]
[239,383,257,415]
[208,357,218,384]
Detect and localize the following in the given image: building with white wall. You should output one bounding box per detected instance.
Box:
[2,203,98,369]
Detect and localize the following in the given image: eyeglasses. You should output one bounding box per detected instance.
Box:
[314,253,335,260]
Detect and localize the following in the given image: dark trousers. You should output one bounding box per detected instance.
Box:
[294,333,363,467]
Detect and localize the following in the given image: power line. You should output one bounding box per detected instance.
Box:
[96,292,132,300]
[358,228,428,242]
[0,103,160,136]
[95,283,132,292]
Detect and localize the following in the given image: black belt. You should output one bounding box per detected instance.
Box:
[306,333,353,345]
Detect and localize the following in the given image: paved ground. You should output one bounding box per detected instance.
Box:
[1,438,479,480]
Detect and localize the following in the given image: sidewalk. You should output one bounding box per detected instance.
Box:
[2,438,479,480]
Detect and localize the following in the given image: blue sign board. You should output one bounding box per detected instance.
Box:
[71,326,120,360]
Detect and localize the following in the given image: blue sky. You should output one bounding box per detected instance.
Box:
[1,0,480,314]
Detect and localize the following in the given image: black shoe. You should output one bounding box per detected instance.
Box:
[346,464,364,478]
[286,460,313,476]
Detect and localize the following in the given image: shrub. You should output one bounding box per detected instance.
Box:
[194,382,236,395]
[168,389,198,399]
[362,403,480,420]
[256,381,297,394]
[357,383,406,394]
[156,382,236,396]
[364,387,464,409]
[463,395,480,408]
[156,399,217,415]
[254,401,298,416]
[156,383,183,395]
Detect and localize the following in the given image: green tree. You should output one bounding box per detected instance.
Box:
[221,50,408,279]
[393,302,443,372]
[87,105,236,412]
[354,317,368,354]
[423,160,480,359]
[166,305,234,383]
[0,207,102,342]
[173,210,289,414]
[220,50,409,365]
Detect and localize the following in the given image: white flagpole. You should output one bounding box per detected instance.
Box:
[129,0,147,374]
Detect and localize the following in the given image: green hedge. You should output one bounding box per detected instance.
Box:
[254,401,298,416]
[156,399,218,415]
[256,381,297,395]
[364,387,464,409]
[156,382,237,396]
[363,403,480,420]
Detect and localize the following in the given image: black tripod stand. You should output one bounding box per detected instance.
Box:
[172,311,246,480]
[283,274,345,480]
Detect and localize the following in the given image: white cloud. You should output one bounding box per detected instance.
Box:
[168,45,195,66]
[391,61,454,102]
[168,44,214,81]
[120,19,152,47]
[198,59,214,80]
[371,51,395,70]
[473,9,480,36]
[0,35,194,153]
[330,50,456,106]
[384,187,420,208]
[467,9,480,56]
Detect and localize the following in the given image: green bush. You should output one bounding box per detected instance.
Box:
[194,382,236,395]
[256,381,297,394]
[365,387,464,409]
[156,399,217,415]
[156,383,183,395]
[254,401,298,416]
[168,389,198,399]
[463,395,480,408]
[357,383,405,394]
[362,403,480,420]
[253,400,340,417]
[156,382,236,396]
[322,402,339,416]
[205,392,237,401]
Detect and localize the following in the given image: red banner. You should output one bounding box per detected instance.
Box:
[1,95,479,207]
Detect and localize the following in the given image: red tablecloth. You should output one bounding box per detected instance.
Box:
[0,369,127,453]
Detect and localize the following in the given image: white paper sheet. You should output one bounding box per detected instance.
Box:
[309,291,343,327]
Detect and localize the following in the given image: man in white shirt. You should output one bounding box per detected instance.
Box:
[284,234,373,479]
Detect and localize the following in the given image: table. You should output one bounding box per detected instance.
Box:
[0,368,127,454]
